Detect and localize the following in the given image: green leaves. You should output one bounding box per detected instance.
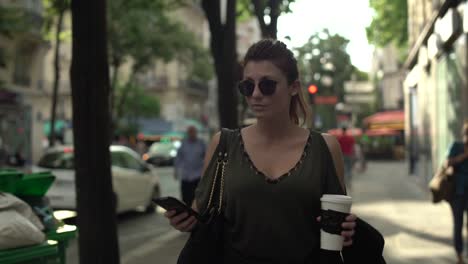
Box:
[108,0,207,73]
[296,29,354,101]
[0,6,37,81]
[117,82,160,119]
[42,0,70,38]
[366,0,408,48]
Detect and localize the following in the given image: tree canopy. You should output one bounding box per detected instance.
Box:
[117,82,160,120]
[107,0,199,74]
[366,0,408,48]
[0,6,30,69]
[296,29,354,101]
[108,0,212,122]
[296,29,363,129]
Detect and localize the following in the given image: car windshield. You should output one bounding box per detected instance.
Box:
[149,142,176,153]
[38,151,74,169]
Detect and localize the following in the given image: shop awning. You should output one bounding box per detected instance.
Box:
[327,128,363,137]
[365,128,400,137]
[363,110,405,130]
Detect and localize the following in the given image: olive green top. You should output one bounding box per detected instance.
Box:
[195,129,345,264]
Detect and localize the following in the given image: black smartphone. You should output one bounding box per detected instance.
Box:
[153,196,200,219]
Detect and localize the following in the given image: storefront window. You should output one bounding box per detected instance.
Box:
[434,36,466,166]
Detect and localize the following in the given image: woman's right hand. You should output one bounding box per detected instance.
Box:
[164,210,198,232]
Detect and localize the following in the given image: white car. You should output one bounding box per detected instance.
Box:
[35,145,161,213]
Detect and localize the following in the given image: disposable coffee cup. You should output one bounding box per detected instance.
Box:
[320,194,352,251]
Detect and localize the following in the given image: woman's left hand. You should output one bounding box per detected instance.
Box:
[341,214,357,247]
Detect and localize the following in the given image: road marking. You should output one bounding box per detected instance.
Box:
[121,229,183,263]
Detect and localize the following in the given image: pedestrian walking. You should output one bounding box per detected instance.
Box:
[447,120,468,264]
[337,127,356,189]
[174,126,206,206]
[164,39,361,263]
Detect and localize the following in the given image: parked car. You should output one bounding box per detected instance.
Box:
[34,145,160,213]
[143,140,181,167]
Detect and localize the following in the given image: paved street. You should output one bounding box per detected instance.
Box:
[65,166,182,264]
[350,161,457,264]
[64,161,460,264]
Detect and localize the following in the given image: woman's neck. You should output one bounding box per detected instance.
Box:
[254,115,299,141]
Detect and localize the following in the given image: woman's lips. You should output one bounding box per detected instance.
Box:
[251,104,266,110]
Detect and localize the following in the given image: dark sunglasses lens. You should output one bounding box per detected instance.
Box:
[238,81,255,96]
[259,80,276,95]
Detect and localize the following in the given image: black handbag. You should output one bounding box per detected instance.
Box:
[341,218,386,264]
[177,129,229,264]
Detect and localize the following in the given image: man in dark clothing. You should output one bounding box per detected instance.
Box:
[174,126,206,206]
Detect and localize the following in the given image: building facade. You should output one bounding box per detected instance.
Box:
[404,0,468,184]
[371,45,404,110]
[0,0,49,164]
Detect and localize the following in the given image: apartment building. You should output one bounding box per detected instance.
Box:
[404,0,468,183]
[0,0,48,164]
[370,45,404,110]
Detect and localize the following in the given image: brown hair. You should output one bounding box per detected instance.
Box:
[242,39,310,126]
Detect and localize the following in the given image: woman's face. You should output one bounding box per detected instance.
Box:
[241,60,297,121]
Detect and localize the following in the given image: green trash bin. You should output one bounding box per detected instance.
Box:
[46,225,77,264]
[0,240,60,264]
[0,169,23,193]
[15,172,56,197]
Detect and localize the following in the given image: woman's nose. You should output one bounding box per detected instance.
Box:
[251,83,263,97]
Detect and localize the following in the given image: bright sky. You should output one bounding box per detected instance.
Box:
[277,0,375,72]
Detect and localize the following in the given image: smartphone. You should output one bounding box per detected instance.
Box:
[153,196,200,219]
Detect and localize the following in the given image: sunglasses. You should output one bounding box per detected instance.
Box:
[237,79,278,96]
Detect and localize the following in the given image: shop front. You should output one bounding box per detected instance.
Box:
[362,111,405,160]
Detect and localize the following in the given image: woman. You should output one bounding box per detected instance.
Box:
[447,120,468,264]
[165,39,357,263]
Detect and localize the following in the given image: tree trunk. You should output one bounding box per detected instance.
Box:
[109,60,120,142]
[70,0,120,263]
[251,0,279,39]
[202,0,238,129]
[49,6,65,147]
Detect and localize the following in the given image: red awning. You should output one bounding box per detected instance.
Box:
[364,110,404,124]
[365,128,400,137]
[363,110,405,130]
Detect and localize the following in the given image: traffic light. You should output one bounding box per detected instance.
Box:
[307,84,318,104]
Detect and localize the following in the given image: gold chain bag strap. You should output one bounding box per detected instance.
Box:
[205,143,227,216]
[177,128,230,264]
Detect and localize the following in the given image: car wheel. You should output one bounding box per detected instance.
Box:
[145,186,160,214]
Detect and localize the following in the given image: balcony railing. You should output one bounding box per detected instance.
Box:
[139,75,169,91]
[184,79,208,95]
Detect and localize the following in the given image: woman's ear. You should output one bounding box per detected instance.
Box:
[289,80,300,96]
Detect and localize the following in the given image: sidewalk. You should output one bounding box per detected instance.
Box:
[350,161,456,264]
[129,161,458,263]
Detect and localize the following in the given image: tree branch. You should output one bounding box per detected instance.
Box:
[251,0,268,38]
[267,0,280,39]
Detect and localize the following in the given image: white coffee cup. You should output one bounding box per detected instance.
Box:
[320,194,353,251]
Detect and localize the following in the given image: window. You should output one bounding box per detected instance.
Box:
[13,43,34,87]
[112,151,142,171]
[120,152,143,171]
[111,151,127,168]
[38,152,74,169]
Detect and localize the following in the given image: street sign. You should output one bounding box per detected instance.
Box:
[315,96,338,105]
